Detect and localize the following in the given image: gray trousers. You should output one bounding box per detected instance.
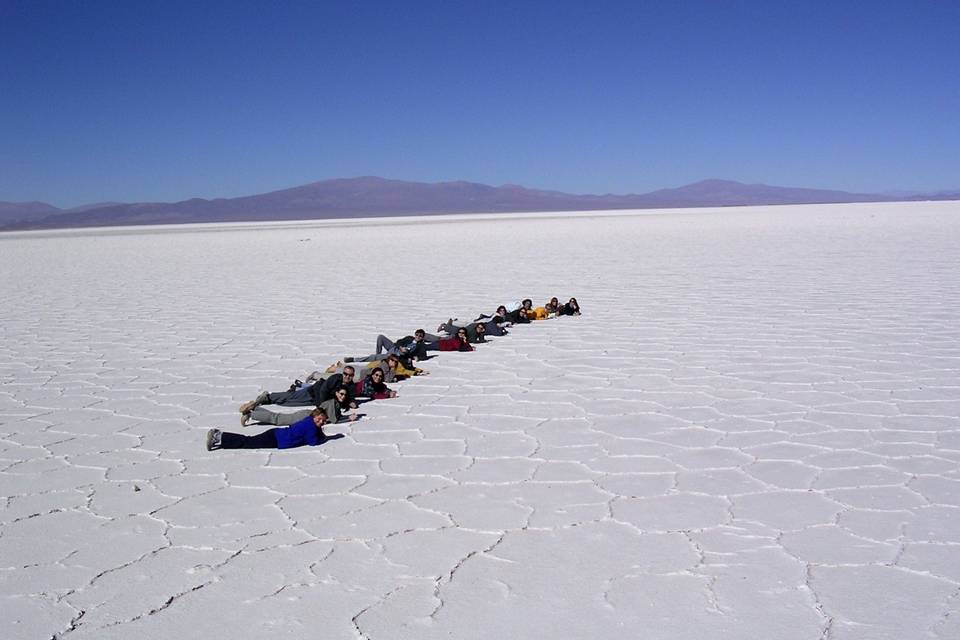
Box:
[353,353,389,363]
[375,334,397,354]
[249,406,313,426]
[346,335,397,362]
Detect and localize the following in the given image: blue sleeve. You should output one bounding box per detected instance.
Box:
[304,423,322,446]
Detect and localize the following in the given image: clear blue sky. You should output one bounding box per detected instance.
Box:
[2,0,958,207]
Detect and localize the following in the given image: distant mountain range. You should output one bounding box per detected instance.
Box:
[2,177,958,231]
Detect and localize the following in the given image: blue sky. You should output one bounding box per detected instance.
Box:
[2,0,958,207]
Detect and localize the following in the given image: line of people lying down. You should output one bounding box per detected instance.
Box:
[205,297,581,451]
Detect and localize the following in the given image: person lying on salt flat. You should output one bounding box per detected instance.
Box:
[208,407,341,451]
[527,297,558,320]
[325,353,428,383]
[239,366,359,416]
[340,329,432,362]
[474,304,514,326]
[352,331,427,361]
[348,367,398,399]
[558,297,581,315]
[436,318,502,341]
[242,386,359,427]
[416,327,475,352]
[505,299,534,323]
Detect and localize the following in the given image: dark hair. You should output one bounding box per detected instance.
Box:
[415,328,426,337]
[333,385,351,407]
[522,298,532,307]
[371,367,384,376]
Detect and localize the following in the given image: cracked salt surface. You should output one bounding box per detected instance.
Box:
[2,201,959,639]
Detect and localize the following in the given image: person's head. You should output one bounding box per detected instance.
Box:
[414,329,426,341]
[371,367,385,382]
[549,297,559,308]
[386,354,400,369]
[476,323,486,334]
[496,305,507,316]
[311,407,329,426]
[334,386,349,404]
[341,366,355,381]
[457,327,468,341]
[568,297,579,310]
[518,308,528,318]
[522,298,533,309]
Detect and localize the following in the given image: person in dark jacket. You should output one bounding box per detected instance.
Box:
[347,333,419,361]
[558,297,581,315]
[474,305,513,327]
[345,330,430,365]
[238,367,358,419]
[380,329,429,360]
[405,329,430,360]
[438,318,505,340]
[242,386,358,426]
[208,407,331,451]
[506,302,532,324]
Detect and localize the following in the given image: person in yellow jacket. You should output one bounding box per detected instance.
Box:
[389,354,428,379]
[529,297,560,320]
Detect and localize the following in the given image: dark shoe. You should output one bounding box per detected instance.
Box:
[206,429,222,451]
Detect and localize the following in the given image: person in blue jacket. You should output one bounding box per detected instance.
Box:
[207,407,332,451]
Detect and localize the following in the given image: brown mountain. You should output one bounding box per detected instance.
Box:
[2,177,956,231]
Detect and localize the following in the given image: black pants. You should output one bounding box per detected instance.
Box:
[221,428,279,449]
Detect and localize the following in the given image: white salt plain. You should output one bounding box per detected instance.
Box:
[1,201,959,639]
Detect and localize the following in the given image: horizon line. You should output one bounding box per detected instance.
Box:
[7,175,960,210]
